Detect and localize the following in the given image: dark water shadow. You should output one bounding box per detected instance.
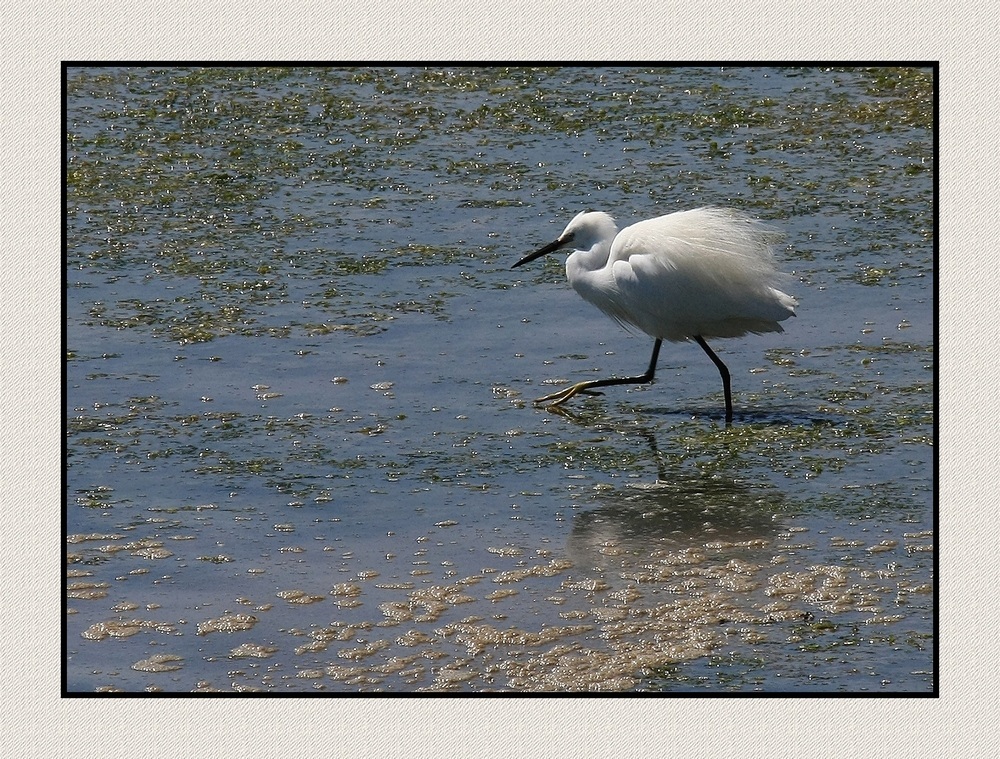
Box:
[542,397,829,428]
[625,403,828,427]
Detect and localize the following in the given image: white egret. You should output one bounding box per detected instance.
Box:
[512,207,797,423]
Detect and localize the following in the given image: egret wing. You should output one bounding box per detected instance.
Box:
[609,209,796,340]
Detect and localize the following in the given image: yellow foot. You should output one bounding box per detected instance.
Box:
[533,382,603,406]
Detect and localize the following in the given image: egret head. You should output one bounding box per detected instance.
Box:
[512,212,617,269]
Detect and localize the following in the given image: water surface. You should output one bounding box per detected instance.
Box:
[65,66,935,693]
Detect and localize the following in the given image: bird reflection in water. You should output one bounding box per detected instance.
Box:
[547,407,787,573]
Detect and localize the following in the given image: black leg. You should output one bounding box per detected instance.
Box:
[581,338,662,392]
[693,335,732,424]
[534,339,663,405]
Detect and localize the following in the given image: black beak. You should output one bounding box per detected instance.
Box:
[512,234,570,269]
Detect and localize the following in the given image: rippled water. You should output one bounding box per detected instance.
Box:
[65,65,935,693]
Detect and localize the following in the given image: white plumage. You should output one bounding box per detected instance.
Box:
[512,207,797,422]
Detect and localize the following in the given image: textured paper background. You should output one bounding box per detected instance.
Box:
[5,0,991,755]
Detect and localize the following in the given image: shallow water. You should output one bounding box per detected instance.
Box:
[65,65,935,693]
